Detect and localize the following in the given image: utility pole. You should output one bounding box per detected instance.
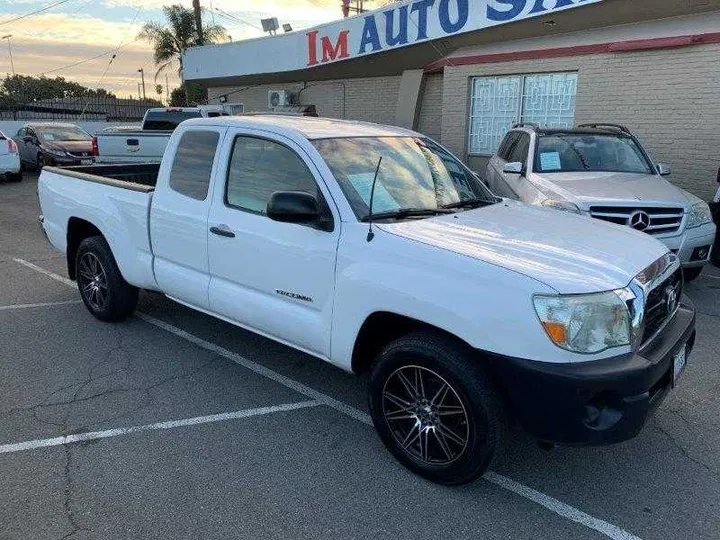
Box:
[165,73,169,105]
[192,0,204,45]
[137,82,141,101]
[138,68,146,101]
[1,35,14,75]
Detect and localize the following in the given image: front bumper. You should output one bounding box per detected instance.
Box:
[659,223,716,268]
[488,298,696,446]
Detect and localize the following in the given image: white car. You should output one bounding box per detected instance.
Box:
[0,130,22,182]
[485,123,716,282]
[38,116,696,485]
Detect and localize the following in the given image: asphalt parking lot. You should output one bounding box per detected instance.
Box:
[1,173,720,540]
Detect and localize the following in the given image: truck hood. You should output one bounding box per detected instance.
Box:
[379,201,669,294]
[534,172,691,207]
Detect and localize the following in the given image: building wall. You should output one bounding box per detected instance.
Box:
[208,75,402,125]
[441,42,720,200]
[417,73,444,142]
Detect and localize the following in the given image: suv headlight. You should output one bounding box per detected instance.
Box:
[533,290,632,354]
[540,200,582,214]
[687,202,712,228]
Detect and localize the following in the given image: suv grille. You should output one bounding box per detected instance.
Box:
[589,206,684,236]
[642,267,683,345]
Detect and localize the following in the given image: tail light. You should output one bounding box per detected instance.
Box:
[91,136,99,157]
[7,138,18,154]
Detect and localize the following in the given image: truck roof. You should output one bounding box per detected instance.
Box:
[182,115,419,140]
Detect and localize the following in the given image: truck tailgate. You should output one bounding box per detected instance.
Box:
[95,131,171,164]
[38,167,158,290]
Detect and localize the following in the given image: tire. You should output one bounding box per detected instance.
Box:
[36,153,45,171]
[7,171,22,182]
[75,236,138,322]
[368,331,508,485]
[683,267,703,283]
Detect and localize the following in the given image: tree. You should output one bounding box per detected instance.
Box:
[169,82,206,107]
[138,5,227,102]
[0,74,117,102]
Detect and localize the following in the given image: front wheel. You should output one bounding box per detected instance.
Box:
[369,332,508,485]
[76,236,138,322]
[683,267,703,283]
[7,171,22,182]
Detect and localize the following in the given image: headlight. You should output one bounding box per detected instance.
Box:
[541,200,582,214]
[533,291,631,354]
[687,202,712,228]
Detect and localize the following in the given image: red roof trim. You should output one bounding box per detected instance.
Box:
[425,31,720,72]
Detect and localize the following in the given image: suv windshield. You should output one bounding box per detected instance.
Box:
[37,126,90,142]
[534,134,653,174]
[312,137,496,221]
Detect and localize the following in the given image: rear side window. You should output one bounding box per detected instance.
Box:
[144,110,203,131]
[225,136,319,214]
[168,131,219,201]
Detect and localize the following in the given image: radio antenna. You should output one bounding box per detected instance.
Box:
[366,156,382,242]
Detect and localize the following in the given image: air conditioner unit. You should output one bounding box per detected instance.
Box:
[268,90,290,109]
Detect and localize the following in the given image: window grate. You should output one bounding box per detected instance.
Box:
[468,72,578,156]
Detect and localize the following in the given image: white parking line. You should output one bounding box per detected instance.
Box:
[0,401,320,455]
[13,257,643,540]
[0,300,82,312]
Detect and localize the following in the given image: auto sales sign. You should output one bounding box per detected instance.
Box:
[183,0,603,81]
[306,0,603,66]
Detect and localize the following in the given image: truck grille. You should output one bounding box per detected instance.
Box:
[589,206,684,236]
[642,267,683,345]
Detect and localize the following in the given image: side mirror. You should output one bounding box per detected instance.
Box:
[503,161,524,175]
[23,136,32,143]
[267,191,330,230]
[657,163,671,176]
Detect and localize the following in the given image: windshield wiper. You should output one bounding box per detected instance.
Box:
[360,208,453,222]
[441,198,497,210]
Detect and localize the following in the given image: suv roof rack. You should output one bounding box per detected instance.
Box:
[577,123,631,134]
[512,122,539,130]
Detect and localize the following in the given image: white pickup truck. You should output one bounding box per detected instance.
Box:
[38,116,696,485]
[95,106,228,164]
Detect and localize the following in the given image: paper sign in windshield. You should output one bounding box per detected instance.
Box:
[347,173,400,214]
[540,151,561,171]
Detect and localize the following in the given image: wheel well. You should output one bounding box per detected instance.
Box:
[351,312,464,375]
[66,218,103,280]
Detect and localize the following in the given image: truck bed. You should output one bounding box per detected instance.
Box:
[51,163,160,190]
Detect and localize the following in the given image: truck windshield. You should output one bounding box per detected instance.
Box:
[534,134,653,174]
[312,137,496,221]
[143,110,203,131]
[37,126,91,142]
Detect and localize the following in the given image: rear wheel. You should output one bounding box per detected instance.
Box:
[683,267,703,283]
[36,153,45,171]
[75,236,138,322]
[369,332,508,485]
[7,171,22,182]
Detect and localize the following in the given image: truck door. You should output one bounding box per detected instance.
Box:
[150,128,224,309]
[207,131,339,359]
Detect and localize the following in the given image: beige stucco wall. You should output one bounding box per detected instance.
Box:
[441,42,720,201]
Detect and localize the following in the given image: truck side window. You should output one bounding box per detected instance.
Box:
[225,136,320,215]
[168,130,219,201]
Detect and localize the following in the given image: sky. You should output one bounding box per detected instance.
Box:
[0,0,382,98]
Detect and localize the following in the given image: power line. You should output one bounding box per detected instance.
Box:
[38,39,141,76]
[0,0,76,28]
[213,7,263,31]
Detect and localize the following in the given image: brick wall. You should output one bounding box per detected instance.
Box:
[417,73,444,142]
[441,43,720,200]
[208,75,402,125]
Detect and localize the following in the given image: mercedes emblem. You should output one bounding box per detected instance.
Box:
[628,210,651,232]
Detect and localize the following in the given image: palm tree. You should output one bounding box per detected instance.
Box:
[138,4,227,100]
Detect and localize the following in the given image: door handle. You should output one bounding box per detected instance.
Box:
[210,224,235,238]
